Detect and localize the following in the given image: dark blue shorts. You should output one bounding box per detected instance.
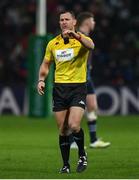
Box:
[87,80,95,94]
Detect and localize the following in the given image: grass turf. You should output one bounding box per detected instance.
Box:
[0,115,139,179]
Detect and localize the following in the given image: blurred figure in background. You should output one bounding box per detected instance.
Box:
[71,12,111,148]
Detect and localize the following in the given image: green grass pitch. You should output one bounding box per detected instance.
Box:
[0,115,139,179]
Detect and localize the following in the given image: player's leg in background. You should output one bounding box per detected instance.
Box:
[86,94,111,148]
[86,94,97,142]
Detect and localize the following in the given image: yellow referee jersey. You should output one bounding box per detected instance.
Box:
[44,33,93,83]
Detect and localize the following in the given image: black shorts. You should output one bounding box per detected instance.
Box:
[87,80,95,94]
[53,83,87,112]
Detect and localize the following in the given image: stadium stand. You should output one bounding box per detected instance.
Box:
[0,0,139,85]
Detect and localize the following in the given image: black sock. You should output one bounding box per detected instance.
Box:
[59,135,70,167]
[87,120,97,143]
[72,128,85,157]
[69,134,74,145]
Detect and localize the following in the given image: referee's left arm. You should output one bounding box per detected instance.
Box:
[63,30,94,50]
[75,32,94,50]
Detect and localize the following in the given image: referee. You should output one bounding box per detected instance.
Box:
[37,11,94,173]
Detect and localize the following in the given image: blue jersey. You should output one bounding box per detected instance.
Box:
[86,51,95,94]
[87,63,92,81]
[87,50,93,81]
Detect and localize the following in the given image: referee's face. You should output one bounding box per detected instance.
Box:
[59,12,76,31]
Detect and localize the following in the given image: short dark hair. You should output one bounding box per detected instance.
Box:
[76,12,94,28]
[59,11,76,19]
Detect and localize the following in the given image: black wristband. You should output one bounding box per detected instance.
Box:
[38,80,45,83]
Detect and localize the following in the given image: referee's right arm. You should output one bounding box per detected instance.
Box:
[37,40,53,95]
[37,59,51,95]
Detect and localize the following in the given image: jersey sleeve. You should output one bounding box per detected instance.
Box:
[44,41,54,62]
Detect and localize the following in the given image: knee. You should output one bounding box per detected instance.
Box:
[59,126,64,135]
[69,122,80,133]
[59,124,71,136]
[89,103,97,112]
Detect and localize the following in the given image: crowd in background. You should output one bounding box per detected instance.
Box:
[0,0,139,85]
[0,0,35,84]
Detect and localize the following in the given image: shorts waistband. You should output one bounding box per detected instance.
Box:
[54,82,86,86]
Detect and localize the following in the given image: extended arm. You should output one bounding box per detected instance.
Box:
[63,30,94,50]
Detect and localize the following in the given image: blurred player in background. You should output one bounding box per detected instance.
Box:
[71,12,110,149]
[37,11,94,173]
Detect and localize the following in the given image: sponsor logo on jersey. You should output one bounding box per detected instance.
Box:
[55,48,74,61]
